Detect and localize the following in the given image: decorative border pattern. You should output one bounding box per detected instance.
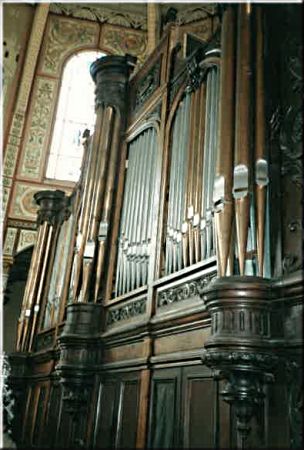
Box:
[49,3,147,31]
[19,77,58,179]
[101,24,147,65]
[7,219,37,230]
[3,228,18,255]
[157,272,216,308]
[106,297,147,326]
[40,15,99,76]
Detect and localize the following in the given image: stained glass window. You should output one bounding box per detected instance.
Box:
[46,50,105,182]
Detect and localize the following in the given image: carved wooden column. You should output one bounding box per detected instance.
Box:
[55,303,102,448]
[201,277,278,448]
[56,55,136,448]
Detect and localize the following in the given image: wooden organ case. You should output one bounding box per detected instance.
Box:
[8,5,302,450]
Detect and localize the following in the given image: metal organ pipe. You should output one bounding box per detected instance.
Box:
[213,6,236,277]
[115,128,158,296]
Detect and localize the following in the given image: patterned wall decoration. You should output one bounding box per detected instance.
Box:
[39,15,99,76]
[4,113,25,178]
[17,229,37,253]
[2,187,11,218]
[7,219,37,230]
[101,24,147,65]
[2,4,34,132]
[18,77,58,179]
[49,3,147,30]
[3,228,18,255]
[10,182,72,221]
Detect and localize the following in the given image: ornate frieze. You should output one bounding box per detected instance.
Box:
[49,3,147,30]
[40,15,99,76]
[168,4,217,26]
[157,273,216,308]
[19,77,58,179]
[102,25,147,65]
[106,298,147,326]
[7,219,37,230]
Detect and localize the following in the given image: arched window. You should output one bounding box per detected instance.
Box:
[46,50,105,182]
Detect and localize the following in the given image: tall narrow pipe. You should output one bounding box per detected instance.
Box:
[213,6,236,277]
[81,106,114,302]
[255,7,268,276]
[194,83,206,263]
[94,110,122,301]
[233,5,252,275]
[70,107,104,300]
[201,71,212,261]
[17,221,49,351]
[28,224,54,351]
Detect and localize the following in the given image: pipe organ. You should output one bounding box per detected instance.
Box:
[115,126,158,296]
[8,5,302,450]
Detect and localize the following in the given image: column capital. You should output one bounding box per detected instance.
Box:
[34,189,69,226]
[90,54,137,110]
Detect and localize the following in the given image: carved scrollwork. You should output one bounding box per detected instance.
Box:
[62,384,91,415]
[204,350,279,373]
[106,298,147,325]
[282,254,302,274]
[280,106,303,186]
[134,58,162,111]
[157,273,216,307]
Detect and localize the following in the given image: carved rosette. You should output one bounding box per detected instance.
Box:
[90,54,137,114]
[56,303,102,416]
[201,276,278,448]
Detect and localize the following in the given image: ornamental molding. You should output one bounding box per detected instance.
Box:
[107,297,147,326]
[157,272,216,308]
[49,3,147,31]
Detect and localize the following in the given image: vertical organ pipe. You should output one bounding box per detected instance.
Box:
[70,107,105,301]
[213,6,236,277]
[233,5,251,275]
[28,224,54,351]
[255,7,268,276]
[17,221,49,351]
[94,109,122,301]
[114,128,158,295]
[81,106,115,302]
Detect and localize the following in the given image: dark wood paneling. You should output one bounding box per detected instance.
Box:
[42,384,61,448]
[182,367,214,448]
[32,384,48,447]
[94,380,117,448]
[148,368,181,448]
[118,380,139,448]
